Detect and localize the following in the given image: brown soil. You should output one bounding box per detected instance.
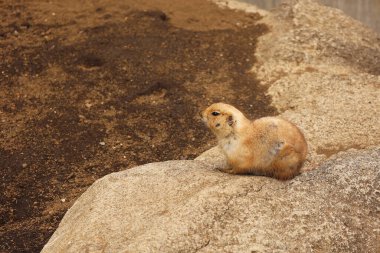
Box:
[0,0,276,252]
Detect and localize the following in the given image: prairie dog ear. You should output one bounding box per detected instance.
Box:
[227,115,234,126]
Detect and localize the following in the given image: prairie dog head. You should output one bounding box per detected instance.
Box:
[201,103,247,139]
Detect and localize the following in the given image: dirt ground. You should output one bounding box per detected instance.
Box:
[0,0,276,252]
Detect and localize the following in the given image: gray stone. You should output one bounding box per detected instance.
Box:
[248,0,380,160]
[42,148,380,253]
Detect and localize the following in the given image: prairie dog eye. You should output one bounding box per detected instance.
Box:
[211,111,220,116]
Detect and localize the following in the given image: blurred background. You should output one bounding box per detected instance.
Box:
[244,0,380,33]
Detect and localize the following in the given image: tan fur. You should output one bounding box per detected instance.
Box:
[201,103,308,180]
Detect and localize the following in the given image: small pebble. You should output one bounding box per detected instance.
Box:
[99,142,105,146]
[61,198,66,203]
[66,173,75,180]
[85,101,92,108]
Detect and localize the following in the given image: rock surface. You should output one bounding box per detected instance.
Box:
[42,148,380,253]
[42,0,380,252]
[249,0,380,160]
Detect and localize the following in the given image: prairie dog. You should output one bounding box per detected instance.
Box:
[201,103,308,180]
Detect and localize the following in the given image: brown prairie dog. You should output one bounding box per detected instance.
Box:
[201,103,308,180]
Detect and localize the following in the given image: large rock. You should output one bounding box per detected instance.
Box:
[247,0,380,160]
[42,148,379,252]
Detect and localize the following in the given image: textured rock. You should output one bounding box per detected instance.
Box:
[249,0,380,160]
[42,148,380,252]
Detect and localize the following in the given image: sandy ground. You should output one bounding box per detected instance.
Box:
[0,0,276,252]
